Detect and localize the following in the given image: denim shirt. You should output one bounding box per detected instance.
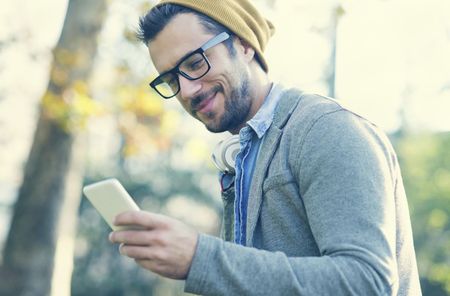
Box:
[233,83,285,245]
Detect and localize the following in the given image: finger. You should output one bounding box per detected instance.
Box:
[114,211,169,229]
[109,229,158,245]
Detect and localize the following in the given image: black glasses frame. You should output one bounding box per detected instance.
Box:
[149,32,230,99]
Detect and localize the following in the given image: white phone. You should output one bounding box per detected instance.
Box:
[83,178,140,231]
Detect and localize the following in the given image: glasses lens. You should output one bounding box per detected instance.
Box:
[154,72,179,98]
[179,53,209,79]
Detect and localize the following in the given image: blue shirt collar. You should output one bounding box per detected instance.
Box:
[246,83,285,139]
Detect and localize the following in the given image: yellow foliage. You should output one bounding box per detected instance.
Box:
[122,143,139,157]
[429,264,450,293]
[434,169,450,192]
[72,80,89,94]
[51,66,69,87]
[428,209,448,229]
[41,80,105,132]
[185,137,210,163]
[118,86,164,117]
[72,91,102,117]
[136,92,164,116]
[160,110,181,136]
[54,48,74,66]
[115,81,176,156]
[42,91,68,120]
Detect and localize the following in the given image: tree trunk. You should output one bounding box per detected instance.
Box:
[0,0,107,295]
[326,5,345,99]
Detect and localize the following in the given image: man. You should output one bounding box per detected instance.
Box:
[109,0,422,295]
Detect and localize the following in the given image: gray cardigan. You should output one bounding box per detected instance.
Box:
[184,89,421,295]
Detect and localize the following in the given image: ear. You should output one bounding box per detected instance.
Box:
[235,38,255,63]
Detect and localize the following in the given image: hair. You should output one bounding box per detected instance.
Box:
[137,3,236,56]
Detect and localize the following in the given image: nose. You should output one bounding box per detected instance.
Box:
[178,75,202,100]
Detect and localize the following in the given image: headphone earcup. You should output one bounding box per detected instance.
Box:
[212,135,240,174]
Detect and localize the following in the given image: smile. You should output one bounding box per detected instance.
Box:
[196,91,218,115]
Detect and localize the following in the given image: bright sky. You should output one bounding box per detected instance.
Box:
[265,0,450,132]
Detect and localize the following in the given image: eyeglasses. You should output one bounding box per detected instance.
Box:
[149,32,230,99]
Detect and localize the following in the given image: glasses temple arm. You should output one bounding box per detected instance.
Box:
[201,32,230,51]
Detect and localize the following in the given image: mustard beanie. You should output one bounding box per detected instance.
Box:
[154,0,275,72]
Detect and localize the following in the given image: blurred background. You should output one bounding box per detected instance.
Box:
[0,0,449,295]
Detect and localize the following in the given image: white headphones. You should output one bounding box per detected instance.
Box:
[211,135,240,174]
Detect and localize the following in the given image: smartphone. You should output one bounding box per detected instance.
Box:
[83,178,140,231]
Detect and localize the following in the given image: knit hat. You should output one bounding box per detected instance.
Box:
[154,0,275,72]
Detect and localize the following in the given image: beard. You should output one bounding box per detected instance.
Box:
[191,69,251,133]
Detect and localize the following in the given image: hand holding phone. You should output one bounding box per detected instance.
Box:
[83,178,140,231]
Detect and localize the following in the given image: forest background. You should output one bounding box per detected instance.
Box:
[0,0,449,295]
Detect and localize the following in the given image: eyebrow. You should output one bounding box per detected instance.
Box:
[174,49,196,68]
[161,48,198,75]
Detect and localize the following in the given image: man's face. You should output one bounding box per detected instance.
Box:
[148,13,253,133]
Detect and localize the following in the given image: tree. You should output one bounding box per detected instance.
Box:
[325,4,345,98]
[393,131,450,295]
[0,0,107,295]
